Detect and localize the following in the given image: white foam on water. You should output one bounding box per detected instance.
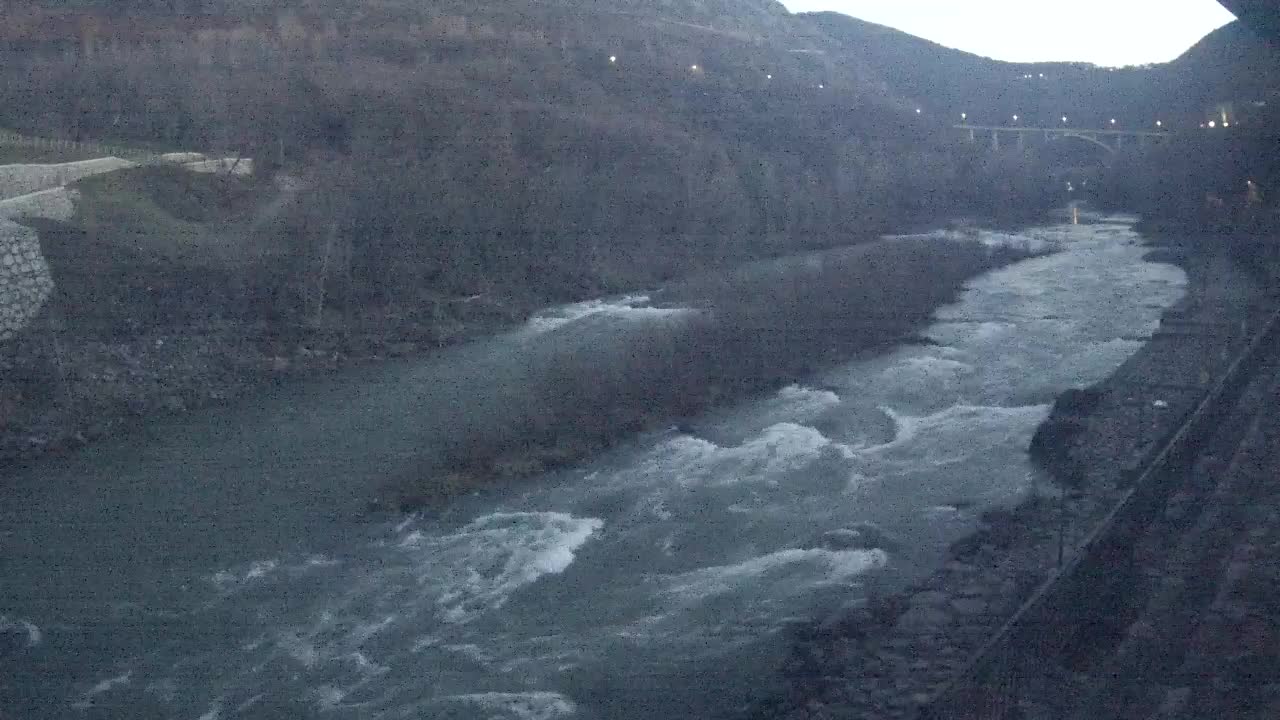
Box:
[236,694,264,713]
[314,684,347,711]
[876,355,974,390]
[772,384,842,417]
[523,294,692,334]
[0,614,42,647]
[440,691,578,720]
[890,226,1059,255]
[208,558,279,594]
[883,228,971,244]
[276,630,321,668]
[206,554,339,599]
[662,547,889,602]
[975,228,1061,254]
[71,671,132,709]
[398,512,604,624]
[872,406,919,451]
[868,404,1050,456]
[441,643,494,665]
[347,650,390,676]
[635,423,855,488]
[346,615,396,646]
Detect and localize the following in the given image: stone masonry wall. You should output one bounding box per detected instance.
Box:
[0,153,248,343]
[0,187,79,341]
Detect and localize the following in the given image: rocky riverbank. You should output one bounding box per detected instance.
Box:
[751,235,1277,719]
[0,288,536,470]
[2,213,1041,513]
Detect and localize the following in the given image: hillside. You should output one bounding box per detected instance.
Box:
[800,11,1185,130]
[1160,20,1280,124]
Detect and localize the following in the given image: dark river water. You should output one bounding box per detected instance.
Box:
[0,216,1185,720]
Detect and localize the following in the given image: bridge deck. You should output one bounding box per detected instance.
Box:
[955,124,1171,138]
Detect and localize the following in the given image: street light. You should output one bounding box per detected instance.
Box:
[609,55,617,63]
[916,108,922,114]
[1208,120,1217,128]
[960,112,967,121]
[1156,120,1163,128]
[1062,115,1069,124]
[1110,118,1117,126]
[1012,114,1019,123]
[690,64,699,71]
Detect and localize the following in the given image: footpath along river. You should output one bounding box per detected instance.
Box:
[0,215,1185,720]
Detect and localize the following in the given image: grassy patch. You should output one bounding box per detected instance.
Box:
[68,166,275,268]
[0,145,105,165]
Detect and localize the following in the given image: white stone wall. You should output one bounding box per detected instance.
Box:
[0,152,253,342]
[0,218,55,342]
[0,158,137,201]
[0,182,92,342]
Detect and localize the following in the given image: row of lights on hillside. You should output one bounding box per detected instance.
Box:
[960,113,1165,128]
[608,55,1178,128]
[608,54,809,86]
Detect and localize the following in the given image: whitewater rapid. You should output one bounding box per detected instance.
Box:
[0,217,1186,719]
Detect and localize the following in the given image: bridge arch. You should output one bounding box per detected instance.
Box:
[1054,132,1116,155]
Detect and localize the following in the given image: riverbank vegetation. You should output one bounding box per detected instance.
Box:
[0,2,1067,470]
[1091,130,1280,286]
[378,237,1049,511]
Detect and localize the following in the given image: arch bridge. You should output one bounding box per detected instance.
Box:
[955,124,1174,154]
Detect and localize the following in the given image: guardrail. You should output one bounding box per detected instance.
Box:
[915,305,1280,720]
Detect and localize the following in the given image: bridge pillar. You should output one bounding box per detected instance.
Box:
[1016,131,1025,151]
[992,130,1000,152]
[969,128,976,142]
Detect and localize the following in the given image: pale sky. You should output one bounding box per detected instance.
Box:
[780,0,1238,66]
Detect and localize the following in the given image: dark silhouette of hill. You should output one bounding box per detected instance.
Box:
[1159,20,1280,125]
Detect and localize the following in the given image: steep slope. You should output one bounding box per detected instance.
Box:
[1160,20,1280,122]
[800,11,1182,129]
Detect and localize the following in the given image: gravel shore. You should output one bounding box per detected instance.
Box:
[752,241,1277,720]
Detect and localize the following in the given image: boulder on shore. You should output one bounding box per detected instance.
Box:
[1029,386,1103,485]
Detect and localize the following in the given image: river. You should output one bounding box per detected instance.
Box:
[0,215,1185,720]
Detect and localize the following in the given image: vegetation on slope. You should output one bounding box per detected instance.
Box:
[0,0,1068,474]
[378,236,1048,511]
[1,1,1064,336]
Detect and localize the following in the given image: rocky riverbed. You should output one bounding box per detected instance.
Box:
[752,243,1277,720]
